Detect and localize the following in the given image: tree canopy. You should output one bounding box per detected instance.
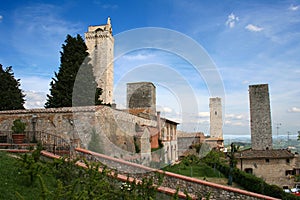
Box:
[45,34,102,108]
[0,65,25,110]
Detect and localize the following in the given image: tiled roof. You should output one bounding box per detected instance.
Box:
[235,149,295,159]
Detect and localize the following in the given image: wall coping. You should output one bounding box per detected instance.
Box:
[0,106,106,114]
[75,148,280,200]
[40,150,189,199]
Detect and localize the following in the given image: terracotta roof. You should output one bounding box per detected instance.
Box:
[235,149,295,159]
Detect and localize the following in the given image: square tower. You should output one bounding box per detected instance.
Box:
[85,17,114,104]
[127,82,156,116]
[209,97,223,139]
[249,84,272,150]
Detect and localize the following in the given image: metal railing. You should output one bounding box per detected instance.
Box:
[0,130,71,156]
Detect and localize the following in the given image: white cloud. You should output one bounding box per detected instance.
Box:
[198,112,210,118]
[245,24,263,32]
[0,15,3,22]
[289,5,299,11]
[288,107,300,113]
[122,53,155,61]
[24,91,47,109]
[225,13,239,28]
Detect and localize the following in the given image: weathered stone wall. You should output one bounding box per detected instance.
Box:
[85,17,114,104]
[237,157,295,187]
[76,148,279,200]
[127,82,156,116]
[0,106,157,158]
[249,84,272,150]
[209,97,223,139]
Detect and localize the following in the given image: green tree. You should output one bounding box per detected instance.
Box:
[0,65,25,110]
[45,34,102,108]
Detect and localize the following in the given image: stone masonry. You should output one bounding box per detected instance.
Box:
[127,82,156,116]
[209,97,223,139]
[249,84,272,150]
[85,17,114,104]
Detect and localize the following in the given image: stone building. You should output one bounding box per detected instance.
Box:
[85,17,114,104]
[235,84,300,188]
[249,84,272,150]
[207,97,224,150]
[177,131,206,157]
[127,82,156,117]
[126,82,178,164]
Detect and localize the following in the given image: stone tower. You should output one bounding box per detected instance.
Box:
[127,82,156,116]
[209,97,223,139]
[85,17,114,104]
[249,84,272,150]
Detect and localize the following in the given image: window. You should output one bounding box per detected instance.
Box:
[265,159,270,163]
[215,111,217,115]
[245,168,253,174]
[286,159,290,163]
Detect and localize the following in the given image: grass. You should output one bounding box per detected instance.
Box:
[164,161,225,178]
[0,151,57,200]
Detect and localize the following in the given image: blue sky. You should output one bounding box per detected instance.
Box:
[0,0,299,138]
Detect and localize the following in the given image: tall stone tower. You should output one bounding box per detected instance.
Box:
[85,17,114,104]
[127,82,156,116]
[249,84,272,150]
[209,97,223,139]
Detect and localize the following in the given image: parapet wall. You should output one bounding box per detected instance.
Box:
[0,106,157,156]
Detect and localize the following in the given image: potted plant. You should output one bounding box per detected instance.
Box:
[11,119,26,144]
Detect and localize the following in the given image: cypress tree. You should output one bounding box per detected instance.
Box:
[0,65,25,110]
[45,34,102,108]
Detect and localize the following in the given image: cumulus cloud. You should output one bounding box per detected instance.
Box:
[225,13,239,28]
[245,24,263,32]
[289,4,299,11]
[24,91,47,109]
[288,107,300,112]
[198,112,210,118]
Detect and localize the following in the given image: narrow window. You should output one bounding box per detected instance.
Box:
[266,159,270,163]
[215,111,217,115]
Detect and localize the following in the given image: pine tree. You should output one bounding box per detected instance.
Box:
[0,65,25,110]
[45,34,102,108]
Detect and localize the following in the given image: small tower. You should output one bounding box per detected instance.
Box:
[85,17,114,104]
[127,82,156,117]
[249,84,272,150]
[209,97,223,139]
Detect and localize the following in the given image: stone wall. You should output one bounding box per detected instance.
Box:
[249,84,272,150]
[237,157,295,187]
[0,106,157,160]
[127,82,156,116]
[75,148,279,200]
[209,97,223,139]
[85,17,114,104]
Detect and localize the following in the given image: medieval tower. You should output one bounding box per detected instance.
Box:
[85,17,114,104]
[209,97,223,139]
[249,84,272,150]
[127,82,156,116]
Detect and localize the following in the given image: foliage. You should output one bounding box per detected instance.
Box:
[1,149,166,199]
[45,34,103,108]
[0,65,25,110]
[11,119,26,134]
